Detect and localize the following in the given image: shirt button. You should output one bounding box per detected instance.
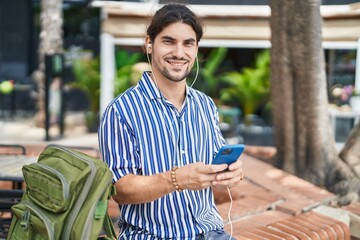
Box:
[181,149,185,154]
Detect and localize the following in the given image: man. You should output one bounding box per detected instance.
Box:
[99,3,244,239]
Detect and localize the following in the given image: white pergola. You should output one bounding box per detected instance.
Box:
[91,1,360,115]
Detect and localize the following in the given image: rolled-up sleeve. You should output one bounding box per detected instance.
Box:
[98,104,141,183]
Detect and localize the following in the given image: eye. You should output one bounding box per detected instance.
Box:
[184,41,195,47]
[163,39,175,45]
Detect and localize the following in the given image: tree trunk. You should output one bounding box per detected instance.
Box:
[340,123,360,177]
[33,0,63,127]
[269,0,360,204]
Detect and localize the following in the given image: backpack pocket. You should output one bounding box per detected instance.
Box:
[22,163,70,213]
[9,201,55,240]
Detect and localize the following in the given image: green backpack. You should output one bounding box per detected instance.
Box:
[7,145,117,240]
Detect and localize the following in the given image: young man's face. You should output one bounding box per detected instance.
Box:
[150,22,198,83]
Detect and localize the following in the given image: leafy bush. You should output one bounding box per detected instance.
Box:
[72,49,145,131]
[220,50,271,116]
[72,57,100,115]
[114,49,143,96]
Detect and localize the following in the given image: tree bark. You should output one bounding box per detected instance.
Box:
[340,123,360,177]
[269,0,360,204]
[33,0,63,127]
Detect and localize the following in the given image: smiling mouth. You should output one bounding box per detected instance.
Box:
[166,59,188,67]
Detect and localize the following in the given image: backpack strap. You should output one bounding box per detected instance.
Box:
[100,212,117,240]
[98,184,117,239]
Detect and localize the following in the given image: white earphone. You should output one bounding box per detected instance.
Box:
[147,43,151,54]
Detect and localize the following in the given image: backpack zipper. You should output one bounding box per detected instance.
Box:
[22,200,55,240]
[36,163,70,202]
[49,146,97,240]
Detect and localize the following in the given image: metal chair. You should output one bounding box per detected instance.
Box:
[0,144,26,156]
[0,144,27,189]
[0,189,23,238]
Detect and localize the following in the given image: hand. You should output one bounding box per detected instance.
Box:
[212,158,244,188]
[175,162,228,191]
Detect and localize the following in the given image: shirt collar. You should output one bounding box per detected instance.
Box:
[139,71,162,101]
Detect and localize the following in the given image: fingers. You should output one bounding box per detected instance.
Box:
[207,163,229,173]
[178,163,226,190]
[212,168,245,188]
[228,159,243,171]
[177,162,244,190]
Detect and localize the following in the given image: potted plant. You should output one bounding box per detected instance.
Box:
[72,56,101,132]
[330,84,354,107]
[331,84,360,111]
[114,49,143,96]
[72,49,144,132]
[220,49,271,123]
[350,87,360,111]
[192,47,228,101]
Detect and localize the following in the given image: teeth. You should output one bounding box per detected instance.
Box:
[169,61,185,66]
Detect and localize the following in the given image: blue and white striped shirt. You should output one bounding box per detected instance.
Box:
[99,72,226,239]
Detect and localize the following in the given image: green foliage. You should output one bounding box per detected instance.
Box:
[220,50,271,116]
[353,89,360,97]
[72,57,100,115]
[72,49,143,111]
[192,47,228,99]
[114,50,143,96]
[72,49,144,131]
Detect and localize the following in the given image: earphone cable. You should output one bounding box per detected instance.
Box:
[227,186,233,240]
[146,48,160,89]
[189,56,199,88]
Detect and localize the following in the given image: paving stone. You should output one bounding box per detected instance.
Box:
[342,201,360,215]
[287,217,331,240]
[269,221,313,239]
[279,219,322,240]
[296,214,339,240]
[313,205,350,227]
[257,226,298,240]
[250,228,286,239]
[304,211,350,240]
[341,202,360,239]
[246,210,291,226]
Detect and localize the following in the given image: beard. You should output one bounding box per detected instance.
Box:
[153,57,193,82]
[160,67,191,82]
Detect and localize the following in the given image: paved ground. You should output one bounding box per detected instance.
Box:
[0,113,98,147]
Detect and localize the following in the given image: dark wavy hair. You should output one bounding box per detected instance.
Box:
[147,4,204,44]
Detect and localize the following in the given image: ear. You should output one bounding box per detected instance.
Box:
[145,36,152,54]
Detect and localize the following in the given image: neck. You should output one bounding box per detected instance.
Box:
[164,84,186,110]
[150,73,186,111]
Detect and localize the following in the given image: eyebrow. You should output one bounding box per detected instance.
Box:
[161,35,196,43]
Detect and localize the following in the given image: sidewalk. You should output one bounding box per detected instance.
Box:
[0,113,98,147]
[1,115,360,239]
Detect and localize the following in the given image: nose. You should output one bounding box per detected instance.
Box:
[173,44,185,58]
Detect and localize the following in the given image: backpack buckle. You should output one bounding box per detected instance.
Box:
[20,210,30,230]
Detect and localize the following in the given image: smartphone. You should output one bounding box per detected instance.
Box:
[212,144,245,165]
